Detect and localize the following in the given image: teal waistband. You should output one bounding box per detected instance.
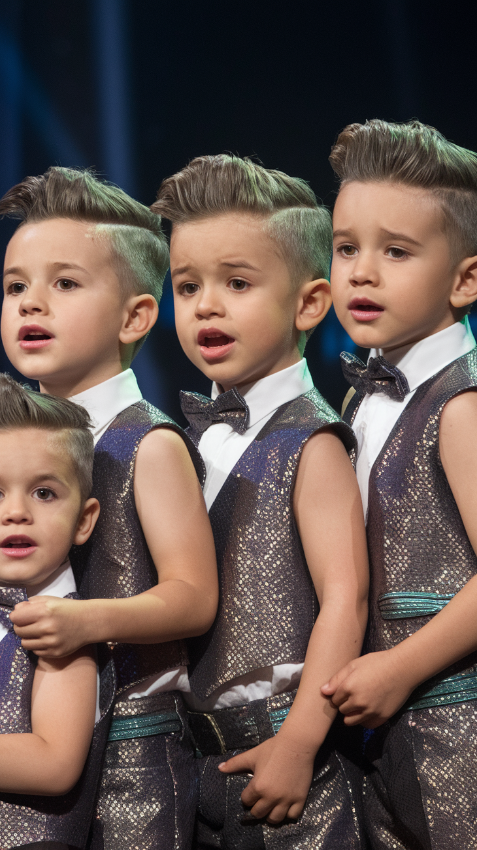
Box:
[108,710,182,742]
[407,669,477,711]
[269,706,291,734]
[379,591,454,619]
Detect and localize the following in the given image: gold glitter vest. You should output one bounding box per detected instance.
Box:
[71,400,204,693]
[0,586,115,849]
[346,348,477,681]
[188,388,356,701]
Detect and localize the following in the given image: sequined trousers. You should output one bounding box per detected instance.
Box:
[190,691,365,849]
[88,691,197,850]
[363,701,477,849]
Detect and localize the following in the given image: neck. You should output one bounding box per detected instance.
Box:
[40,364,128,398]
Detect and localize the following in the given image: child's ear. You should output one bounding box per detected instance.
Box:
[74,498,100,546]
[295,278,332,333]
[450,256,477,311]
[119,294,159,346]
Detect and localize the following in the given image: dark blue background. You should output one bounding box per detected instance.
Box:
[1,0,476,422]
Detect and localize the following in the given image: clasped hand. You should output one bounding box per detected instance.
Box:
[321,649,416,728]
[10,596,85,656]
[218,734,315,824]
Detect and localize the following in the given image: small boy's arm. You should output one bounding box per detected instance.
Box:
[323,390,477,727]
[11,428,218,656]
[0,647,96,795]
[220,430,369,823]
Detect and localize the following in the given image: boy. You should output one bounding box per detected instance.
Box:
[323,119,477,848]
[0,373,115,850]
[152,155,369,848]
[0,168,218,850]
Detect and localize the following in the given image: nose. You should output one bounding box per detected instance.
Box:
[349,251,379,287]
[18,283,49,316]
[1,494,32,526]
[195,284,225,319]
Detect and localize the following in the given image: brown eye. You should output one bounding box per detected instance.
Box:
[182,283,199,295]
[229,279,248,291]
[56,279,77,291]
[340,245,356,256]
[8,282,27,295]
[33,488,55,501]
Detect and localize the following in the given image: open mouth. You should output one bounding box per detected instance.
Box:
[197,328,235,360]
[349,299,384,320]
[1,535,37,557]
[19,325,53,349]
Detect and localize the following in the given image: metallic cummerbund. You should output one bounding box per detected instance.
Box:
[378,590,477,710]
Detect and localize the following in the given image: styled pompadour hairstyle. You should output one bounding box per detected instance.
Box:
[0,167,170,354]
[329,119,477,262]
[0,373,94,501]
[151,154,332,284]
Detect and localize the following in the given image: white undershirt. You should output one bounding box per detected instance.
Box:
[353,318,476,520]
[70,370,189,699]
[186,359,314,712]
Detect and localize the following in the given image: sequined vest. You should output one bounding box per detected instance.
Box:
[188,388,356,701]
[71,400,204,693]
[345,349,477,679]
[0,586,115,850]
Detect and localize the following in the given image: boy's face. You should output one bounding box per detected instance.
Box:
[1,218,127,397]
[331,181,463,352]
[171,212,312,391]
[0,428,88,593]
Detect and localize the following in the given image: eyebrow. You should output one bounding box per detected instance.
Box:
[332,228,423,248]
[4,262,89,279]
[380,229,423,247]
[171,260,260,278]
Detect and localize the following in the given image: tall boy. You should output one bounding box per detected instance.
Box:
[0,168,218,850]
[152,155,369,848]
[323,119,477,848]
[0,374,114,850]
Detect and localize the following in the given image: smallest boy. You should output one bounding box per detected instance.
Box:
[324,119,477,849]
[153,155,369,848]
[0,374,114,850]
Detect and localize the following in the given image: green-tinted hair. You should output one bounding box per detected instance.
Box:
[329,119,477,263]
[0,167,170,354]
[0,373,94,501]
[152,154,332,285]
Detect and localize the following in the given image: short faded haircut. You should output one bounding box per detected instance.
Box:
[0,167,170,354]
[329,119,477,263]
[152,155,332,284]
[0,373,94,502]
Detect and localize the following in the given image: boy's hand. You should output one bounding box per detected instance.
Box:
[321,649,416,728]
[218,734,315,823]
[10,596,89,657]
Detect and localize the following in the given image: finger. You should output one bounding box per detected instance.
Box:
[241,781,261,809]
[343,711,366,726]
[219,753,253,774]
[265,803,290,824]
[321,664,351,696]
[248,797,274,820]
[287,800,305,820]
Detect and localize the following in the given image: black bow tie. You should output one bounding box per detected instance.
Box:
[340,352,410,402]
[180,388,250,435]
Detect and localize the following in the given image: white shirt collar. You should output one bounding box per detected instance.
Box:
[70,369,143,444]
[211,359,314,429]
[369,317,476,394]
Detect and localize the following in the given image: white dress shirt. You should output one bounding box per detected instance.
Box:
[186,359,314,712]
[70,369,189,699]
[353,318,476,519]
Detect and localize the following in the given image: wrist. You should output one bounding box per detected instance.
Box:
[387,640,429,693]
